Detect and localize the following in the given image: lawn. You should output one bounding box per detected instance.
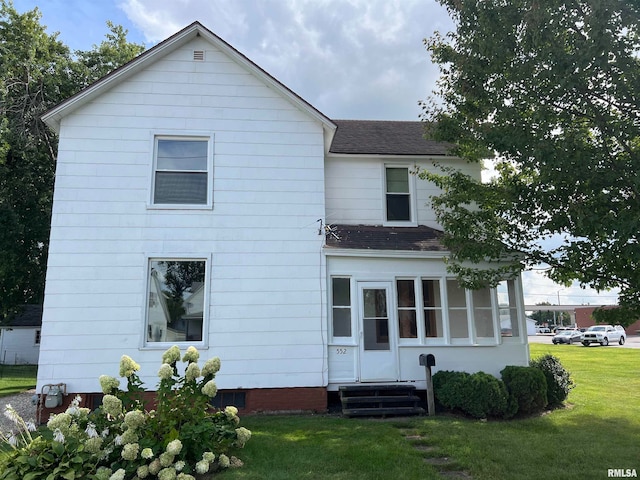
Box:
[221,344,639,480]
[0,365,37,397]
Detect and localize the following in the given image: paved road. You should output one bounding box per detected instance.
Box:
[528,334,640,349]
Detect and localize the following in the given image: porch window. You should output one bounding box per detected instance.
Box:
[422,279,444,338]
[152,136,211,206]
[498,280,520,337]
[396,279,417,338]
[146,259,206,343]
[331,277,352,337]
[447,279,469,339]
[472,289,495,338]
[385,167,411,222]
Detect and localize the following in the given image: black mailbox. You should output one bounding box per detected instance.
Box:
[419,353,436,367]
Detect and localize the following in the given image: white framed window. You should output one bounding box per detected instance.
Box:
[150,134,213,207]
[331,277,352,338]
[396,279,418,339]
[497,279,521,338]
[472,288,495,339]
[422,279,444,340]
[446,279,470,340]
[384,166,415,224]
[145,257,208,345]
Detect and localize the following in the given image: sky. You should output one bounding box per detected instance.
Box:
[12,0,619,308]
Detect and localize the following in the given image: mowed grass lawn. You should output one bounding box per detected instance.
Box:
[0,365,37,397]
[222,344,639,480]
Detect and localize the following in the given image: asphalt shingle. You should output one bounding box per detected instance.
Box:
[329,120,453,156]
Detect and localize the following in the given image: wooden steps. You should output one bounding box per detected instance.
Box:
[339,385,425,417]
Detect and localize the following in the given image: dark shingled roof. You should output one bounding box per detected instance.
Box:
[329,120,453,156]
[1,305,43,328]
[324,225,446,252]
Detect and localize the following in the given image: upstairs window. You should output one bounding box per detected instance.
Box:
[152,136,211,206]
[385,167,411,222]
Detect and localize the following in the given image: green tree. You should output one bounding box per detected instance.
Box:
[420,0,640,326]
[529,303,570,327]
[0,1,144,319]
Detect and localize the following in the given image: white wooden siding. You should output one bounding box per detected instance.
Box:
[0,328,40,365]
[325,155,482,229]
[39,36,328,393]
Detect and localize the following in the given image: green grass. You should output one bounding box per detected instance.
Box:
[222,344,640,480]
[0,365,37,397]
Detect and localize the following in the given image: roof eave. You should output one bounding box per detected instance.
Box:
[42,22,337,137]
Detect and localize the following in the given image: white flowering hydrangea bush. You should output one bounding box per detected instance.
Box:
[0,346,250,480]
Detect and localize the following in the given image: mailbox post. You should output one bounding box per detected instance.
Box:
[419,353,436,416]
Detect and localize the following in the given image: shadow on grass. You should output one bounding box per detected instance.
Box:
[409,412,638,480]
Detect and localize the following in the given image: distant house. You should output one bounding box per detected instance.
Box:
[37,22,530,414]
[0,305,42,365]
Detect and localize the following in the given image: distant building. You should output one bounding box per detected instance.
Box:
[0,305,42,365]
[575,306,640,335]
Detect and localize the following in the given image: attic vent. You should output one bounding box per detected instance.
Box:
[193,50,205,61]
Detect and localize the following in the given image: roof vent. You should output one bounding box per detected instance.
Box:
[193,50,205,61]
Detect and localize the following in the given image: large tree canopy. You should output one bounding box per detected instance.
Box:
[421,0,640,326]
[0,1,144,319]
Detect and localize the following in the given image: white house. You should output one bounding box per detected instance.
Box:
[0,305,42,365]
[38,22,529,414]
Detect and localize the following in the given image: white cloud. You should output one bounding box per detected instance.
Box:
[117,0,452,119]
[522,270,618,307]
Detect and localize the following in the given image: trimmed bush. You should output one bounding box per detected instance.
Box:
[530,354,574,407]
[433,370,510,419]
[501,365,548,415]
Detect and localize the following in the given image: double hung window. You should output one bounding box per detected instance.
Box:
[152,136,211,206]
[385,167,412,222]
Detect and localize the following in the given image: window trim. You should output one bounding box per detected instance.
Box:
[141,254,211,349]
[420,277,447,345]
[148,132,215,210]
[382,164,417,226]
[396,278,420,344]
[330,276,355,342]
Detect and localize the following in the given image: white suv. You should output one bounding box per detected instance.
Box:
[581,325,626,347]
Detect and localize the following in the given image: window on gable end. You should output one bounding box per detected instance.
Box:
[152,136,211,206]
[385,166,412,222]
[146,259,207,344]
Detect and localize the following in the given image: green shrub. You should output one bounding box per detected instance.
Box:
[433,370,470,412]
[530,354,574,407]
[433,370,510,419]
[501,365,548,415]
[0,346,250,480]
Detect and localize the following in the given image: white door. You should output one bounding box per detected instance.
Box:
[358,282,398,382]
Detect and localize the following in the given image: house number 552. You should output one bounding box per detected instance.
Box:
[336,348,347,355]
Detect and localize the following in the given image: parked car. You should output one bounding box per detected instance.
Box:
[581,325,626,346]
[536,326,551,334]
[552,330,583,344]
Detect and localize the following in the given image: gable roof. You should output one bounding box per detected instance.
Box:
[324,224,446,252]
[42,21,336,141]
[1,305,43,328]
[329,120,452,156]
